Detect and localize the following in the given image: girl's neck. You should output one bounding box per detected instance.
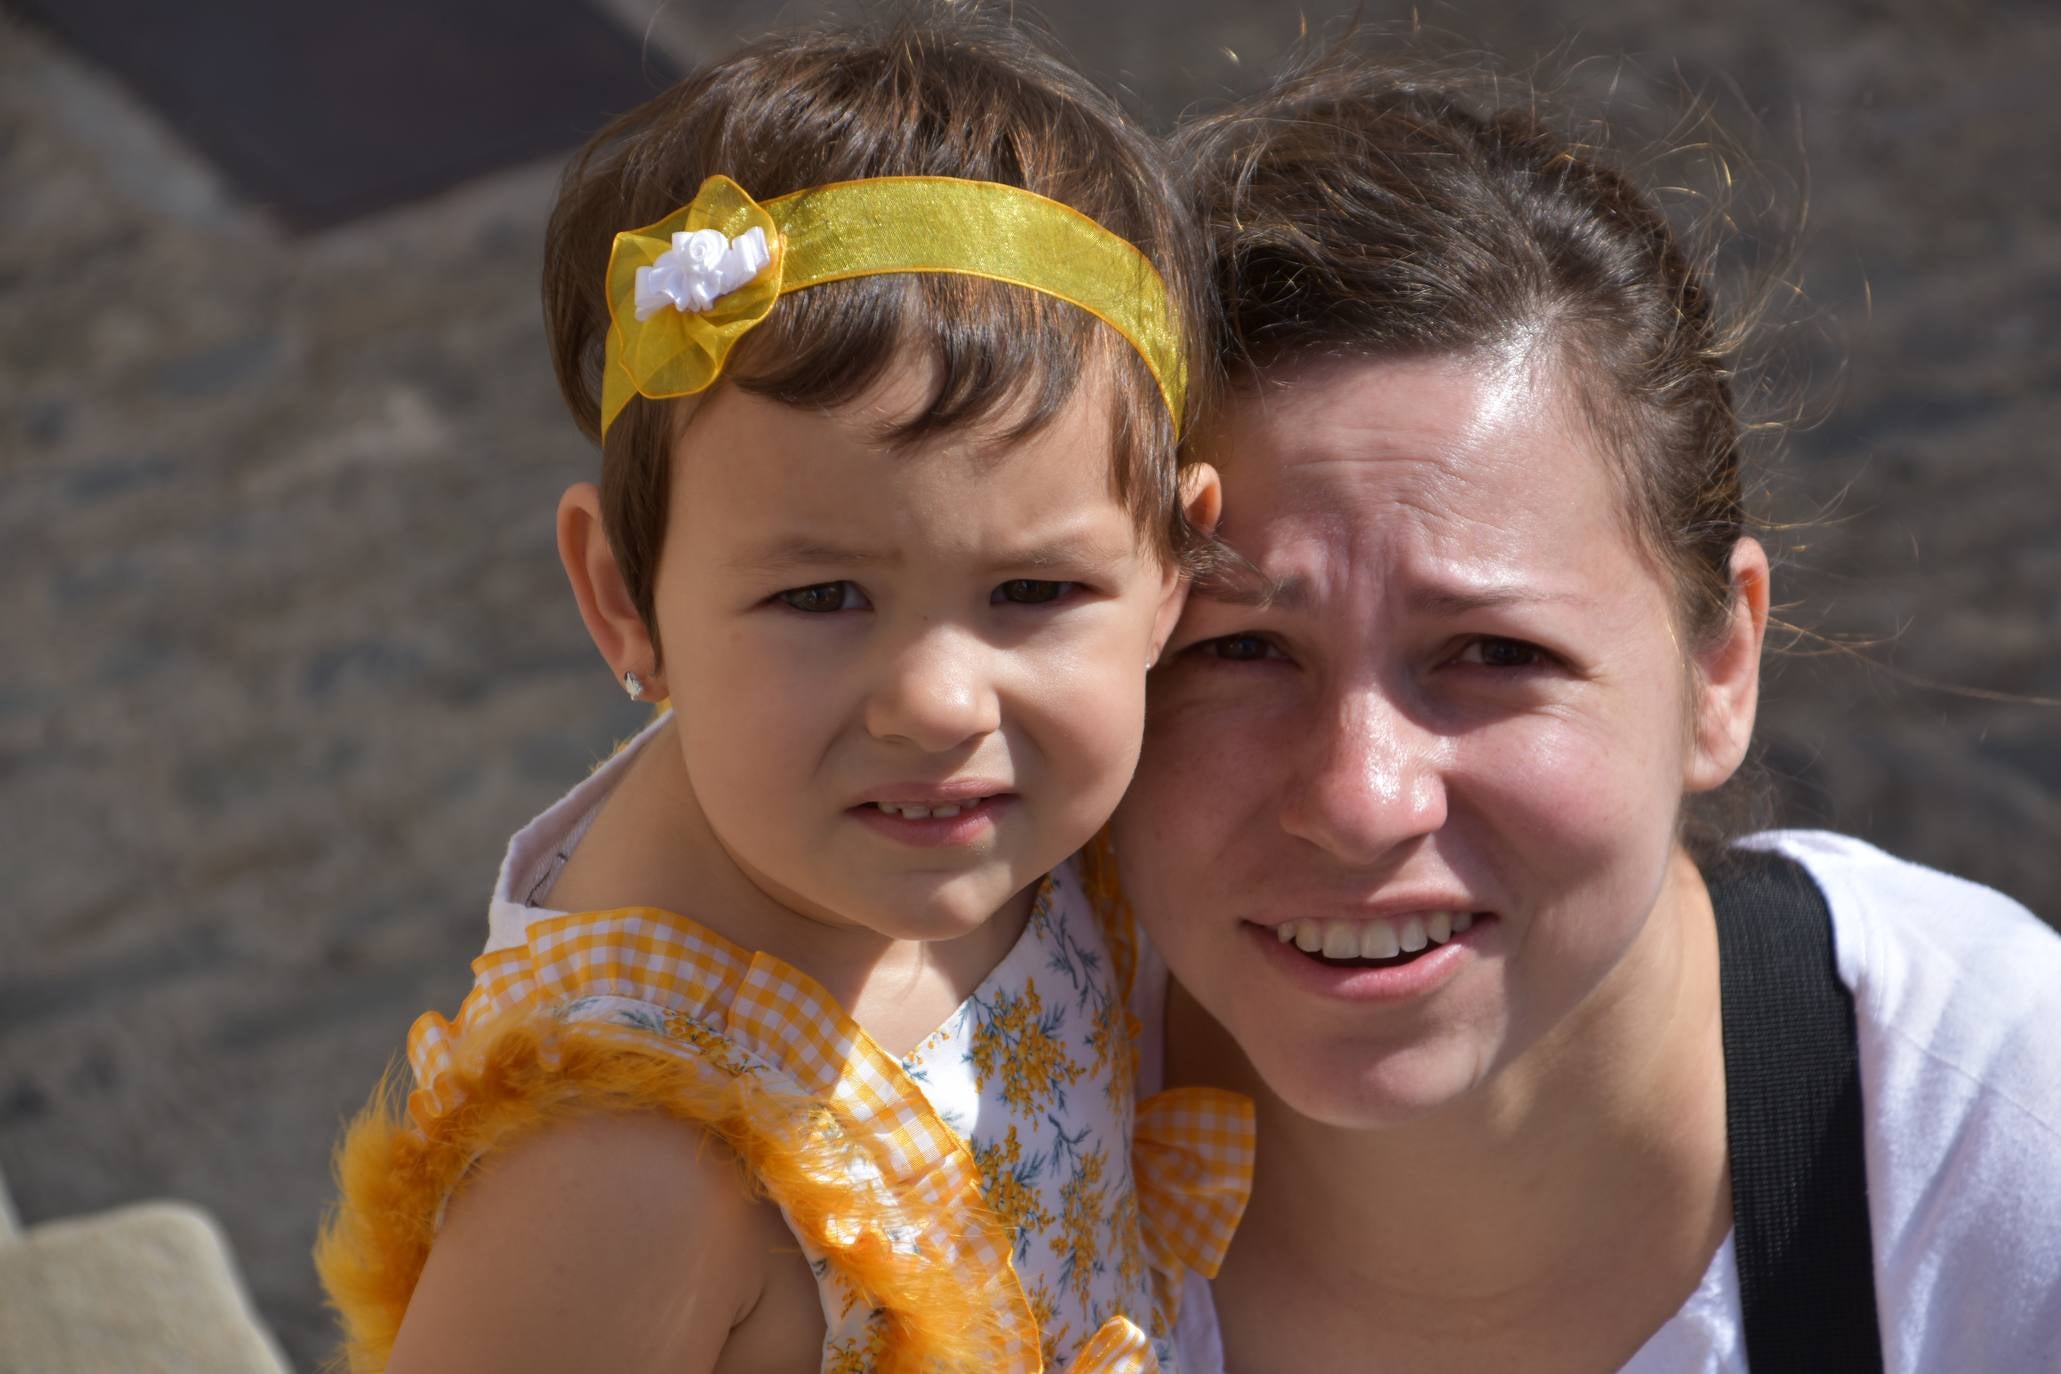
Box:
[544,718,1030,1054]
[1181,847,1731,1373]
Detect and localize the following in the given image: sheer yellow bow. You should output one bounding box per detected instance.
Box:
[600,174,1188,439]
[1064,1315,1160,1372]
[1134,1086,1256,1291]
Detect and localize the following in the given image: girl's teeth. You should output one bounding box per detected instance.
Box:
[873,799,981,819]
[1269,912,1479,960]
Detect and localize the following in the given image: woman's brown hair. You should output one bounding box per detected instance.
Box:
[1175,46,1755,649]
[543,4,1210,645]
[1175,41,1780,851]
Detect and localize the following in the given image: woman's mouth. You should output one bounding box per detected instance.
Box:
[1271,911,1476,969]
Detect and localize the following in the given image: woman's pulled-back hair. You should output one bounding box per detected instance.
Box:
[1175,45,1752,652]
[544,4,1209,637]
[1176,40,1782,854]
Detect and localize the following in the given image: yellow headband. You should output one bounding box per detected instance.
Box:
[599,174,1187,439]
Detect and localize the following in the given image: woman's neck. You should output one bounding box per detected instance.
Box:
[545,718,1029,1054]
[1180,848,1731,1373]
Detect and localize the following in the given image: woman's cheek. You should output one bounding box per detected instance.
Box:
[1461,716,1680,961]
[1121,705,1247,895]
[1147,672,1291,787]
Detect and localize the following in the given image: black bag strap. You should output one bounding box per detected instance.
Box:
[1709,846,1885,1373]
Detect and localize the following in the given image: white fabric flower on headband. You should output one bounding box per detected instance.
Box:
[633,225,774,319]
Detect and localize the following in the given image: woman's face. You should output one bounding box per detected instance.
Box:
[1116,352,1756,1130]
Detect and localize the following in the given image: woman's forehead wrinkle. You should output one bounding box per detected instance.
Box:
[1284,446,1529,571]
[1219,390,1607,622]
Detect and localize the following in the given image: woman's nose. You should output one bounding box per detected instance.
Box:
[862,627,1003,753]
[1277,686,1449,866]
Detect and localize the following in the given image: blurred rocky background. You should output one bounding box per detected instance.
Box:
[1,0,2054,1365]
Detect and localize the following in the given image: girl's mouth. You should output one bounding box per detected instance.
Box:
[867,795,1000,820]
[850,794,1012,847]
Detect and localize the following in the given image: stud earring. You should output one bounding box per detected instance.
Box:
[621,669,644,700]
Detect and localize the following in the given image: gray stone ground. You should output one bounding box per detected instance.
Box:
[2,1,2055,1366]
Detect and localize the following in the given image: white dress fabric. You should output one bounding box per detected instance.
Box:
[1164,830,2061,1373]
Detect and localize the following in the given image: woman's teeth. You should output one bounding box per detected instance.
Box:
[1276,911,1474,959]
[872,798,988,819]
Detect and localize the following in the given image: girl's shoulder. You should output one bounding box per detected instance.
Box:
[324,901,1048,1373]
[383,1110,812,1373]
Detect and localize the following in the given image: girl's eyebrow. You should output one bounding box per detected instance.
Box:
[729,533,1133,574]
[727,537,901,572]
[990,536,1131,572]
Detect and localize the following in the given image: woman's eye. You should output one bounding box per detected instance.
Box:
[993,579,1072,606]
[775,581,866,613]
[1456,636,1544,668]
[1201,633,1276,662]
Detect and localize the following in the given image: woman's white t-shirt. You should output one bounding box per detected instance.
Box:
[1162,831,2061,1373]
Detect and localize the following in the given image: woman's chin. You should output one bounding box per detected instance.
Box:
[1252,1036,1492,1134]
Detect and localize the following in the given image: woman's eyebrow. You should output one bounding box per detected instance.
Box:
[1194,575,1586,613]
[1408,584,1588,615]
[1194,571,1305,609]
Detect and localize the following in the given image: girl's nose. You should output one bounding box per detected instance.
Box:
[863,628,1003,753]
[1277,685,1448,867]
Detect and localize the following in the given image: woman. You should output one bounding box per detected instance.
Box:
[1118,51,2061,1373]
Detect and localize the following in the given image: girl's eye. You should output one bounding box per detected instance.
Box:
[776,581,866,613]
[1456,636,1545,668]
[1201,633,1276,662]
[993,579,1073,606]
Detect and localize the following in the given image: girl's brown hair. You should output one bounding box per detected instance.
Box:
[543,5,1209,644]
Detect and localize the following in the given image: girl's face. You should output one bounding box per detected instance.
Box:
[1115,352,1760,1130]
[650,359,1196,943]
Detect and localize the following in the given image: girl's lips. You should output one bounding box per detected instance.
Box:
[860,778,1012,807]
[849,794,1011,848]
[1243,913,1493,1003]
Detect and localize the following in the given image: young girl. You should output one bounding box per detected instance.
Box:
[315,9,1251,1374]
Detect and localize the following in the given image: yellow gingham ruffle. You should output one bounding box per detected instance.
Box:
[402,904,1042,1369]
[316,899,1254,1372]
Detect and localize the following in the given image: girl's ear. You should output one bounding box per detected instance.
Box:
[1685,536,1770,793]
[1182,461,1224,538]
[558,483,664,699]
[1149,463,1224,664]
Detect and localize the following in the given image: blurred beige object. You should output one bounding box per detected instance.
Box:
[0,1164,290,1374]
